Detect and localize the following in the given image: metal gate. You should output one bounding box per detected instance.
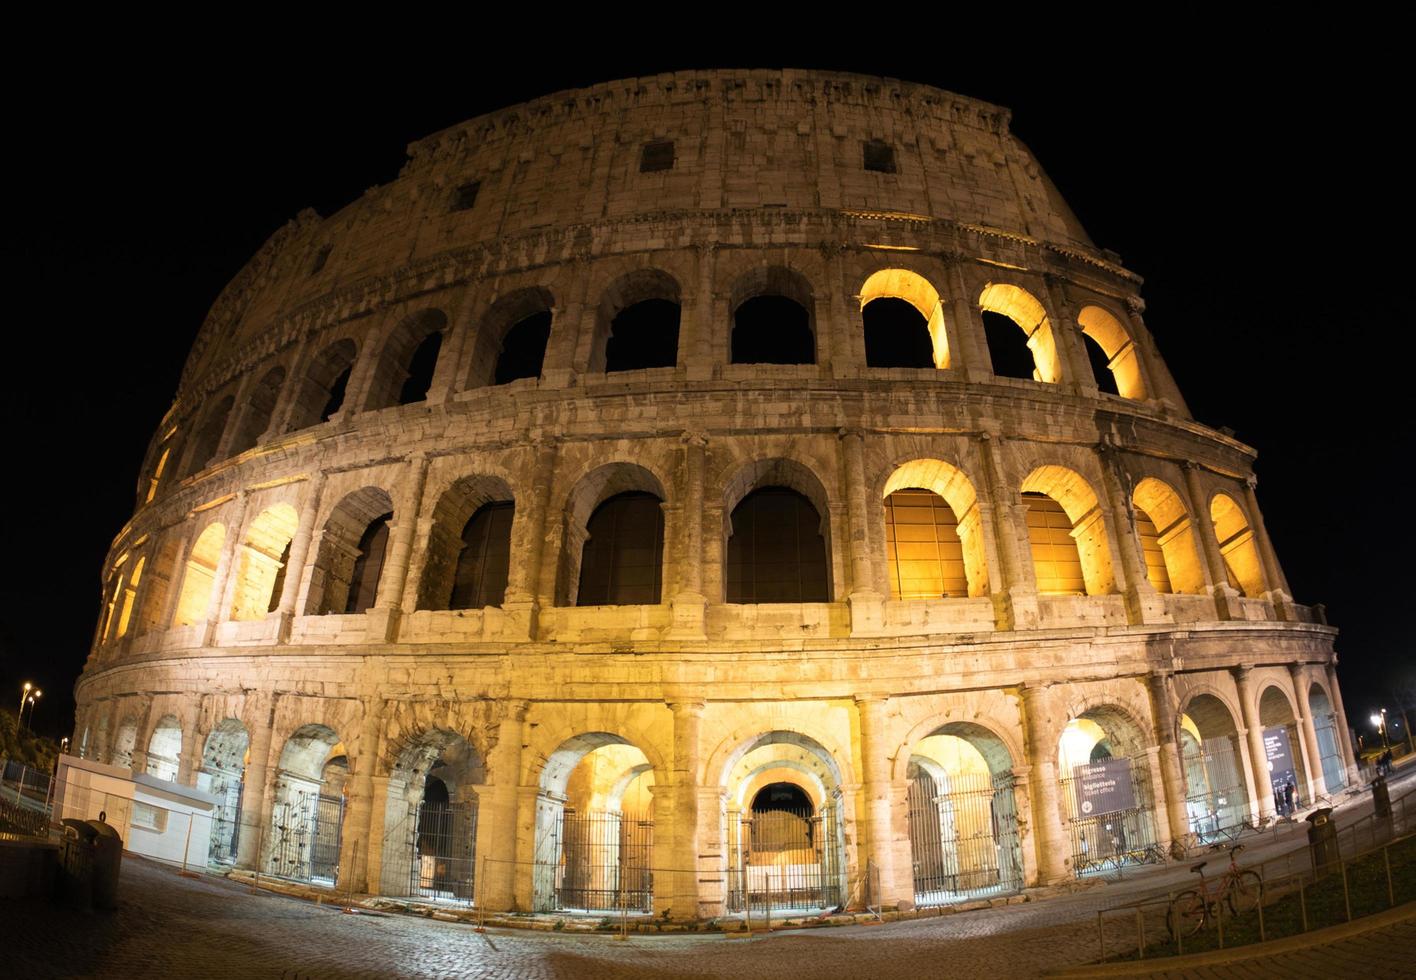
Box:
[410,800,479,902]
[1061,756,1163,876]
[907,770,1023,905]
[271,790,344,884]
[1314,713,1347,792]
[208,777,243,864]
[1181,737,1249,843]
[547,808,653,912]
[727,804,843,913]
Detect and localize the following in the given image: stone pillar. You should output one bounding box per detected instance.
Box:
[976,433,1038,630]
[855,696,908,907]
[1182,462,1240,620]
[480,700,528,911]
[684,244,716,380]
[504,441,557,637]
[1289,664,1328,799]
[948,261,993,383]
[1232,667,1276,819]
[235,692,276,869]
[276,475,325,638]
[669,433,708,637]
[369,454,430,640]
[665,700,704,919]
[263,336,311,441]
[1325,663,1360,787]
[1147,672,1192,848]
[363,775,392,894]
[205,491,250,642]
[1043,275,1097,395]
[1142,746,1175,851]
[1099,445,1168,625]
[1244,478,1294,617]
[337,697,384,894]
[1018,685,1069,883]
[424,289,475,405]
[839,429,884,634]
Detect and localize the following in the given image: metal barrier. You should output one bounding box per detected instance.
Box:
[270,790,344,884]
[907,770,1024,905]
[727,804,844,913]
[1061,756,1165,876]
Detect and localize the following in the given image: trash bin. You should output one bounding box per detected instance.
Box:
[58,818,95,908]
[87,818,123,910]
[1306,806,1338,877]
[1373,775,1393,822]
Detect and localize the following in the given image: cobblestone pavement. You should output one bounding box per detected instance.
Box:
[9,778,1411,980]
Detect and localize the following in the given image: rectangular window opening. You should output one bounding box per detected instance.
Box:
[640,140,675,173]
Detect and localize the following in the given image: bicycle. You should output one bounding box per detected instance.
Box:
[1165,844,1262,938]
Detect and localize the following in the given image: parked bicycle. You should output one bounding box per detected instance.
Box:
[1165,844,1262,937]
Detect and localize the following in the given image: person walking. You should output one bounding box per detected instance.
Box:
[1284,779,1296,816]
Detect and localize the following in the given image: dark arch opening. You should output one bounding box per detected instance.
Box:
[320,366,351,421]
[398,331,443,405]
[727,487,829,603]
[576,491,664,605]
[449,502,513,609]
[494,312,551,385]
[345,512,392,614]
[288,340,358,431]
[982,311,1036,380]
[1081,333,1120,395]
[731,296,814,364]
[751,782,813,815]
[181,395,235,478]
[863,297,932,368]
[422,773,450,805]
[227,367,286,456]
[605,300,680,372]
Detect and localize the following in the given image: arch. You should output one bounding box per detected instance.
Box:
[979,283,1061,384]
[230,503,299,620]
[1176,693,1249,838]
[227,366,287,455]
[365,309,449,411]
[144,443,172,504]
[860,268,948,369]
[146,715,182,781]
[558,462,668,607]
[1056,702,1161,874]
[1258,684,1309,813]
[1077,306,1147,399]
[139,535,181,635]
[269,723,346,882]
[726,488,829,603]
[1020,465,1115,596]
[594,269,681,373]
[883,459,988,598]
[466,287,556,387]
[115,556,145,637]
[172,522,226,626]
[417,475,516,611]
[200,718,250,864]
[720,457,834,603]
[1132,478,1205,594]
[111,718,138,769]
[304,487,395,615]
[576,492,664,606]
[1210,492,1266,597]
[180,394,235,479]
[1308,682,1347,793]
[730,266,816,365]
[286,339,358,432]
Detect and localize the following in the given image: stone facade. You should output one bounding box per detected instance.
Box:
[74,70,1354,917]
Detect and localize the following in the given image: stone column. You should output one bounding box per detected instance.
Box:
[839,429,884,634]
[263,336,311,441]
[1244,478,1294,617]
[275,475,325,639]
[976,433,1038,630]
[664,700,704,919]
[1232,667,1276,819]
[855,696,908,907]
[1289,664,1328,799]
[1142,746,1175,851]
[205,491,250,643]
[1147,672,1192,847]
[948,261,993,383]
[1099,445,1167,625]
[369,454,430,641]
[424,288,475,405]
[1043,275,1097,395]
[504,442,557,637]
[337,697,384,894]
[1181,462,1240,620]
[1325,663,1361,786]
[669,433,708,637]
[1018,685,1069,883]
[363,775,392,894]
[480,700,528,910]
[684,244,716,379]
[235,692,276,869]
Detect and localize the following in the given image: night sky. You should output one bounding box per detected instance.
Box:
[3,41,1405,745]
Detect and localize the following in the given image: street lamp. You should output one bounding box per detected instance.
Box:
[1371,709,1391,749]
[19,690,41,733]
[15,682,31,733]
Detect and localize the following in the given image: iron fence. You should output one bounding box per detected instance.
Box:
[727,803,844,913]
[270,790,344,884]
[907,770,1024,905]
[1061,755,1164,876]
[409,799,478,902]
[540,808,653,912]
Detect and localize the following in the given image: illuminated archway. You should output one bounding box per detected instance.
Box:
[979,283,1060,383]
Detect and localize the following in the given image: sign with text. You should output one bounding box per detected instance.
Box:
[1073,757,1136,818]
[1263,726,1297,799]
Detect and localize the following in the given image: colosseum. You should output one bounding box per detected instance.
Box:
[72,69,1357,920]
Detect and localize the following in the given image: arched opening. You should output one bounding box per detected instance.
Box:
[595,270,681,373]
[139,536,180,635]
[979,283,1060,383]
[730,267,816,365]
[1021,466,1115,597]
[884,460,988,598]
[1210,493,1266,597]
[286,340,357,431]
[116,557,144,637]
[1259,686,1310,816]
[146,715,182,781]
[466,287,555,388]
[268,724,346,884]
[91,716,109,763]
[230,504,299,621]
[1308,684,1348,793]
[1177,694,1249,840]
[172,523,226,627]
[576,493,664,606]
[417,476,515,611]
[144,443,172,504]
[100,567,124,643]
[860,269,948,369]
[111,719,138,769]
[199,719,249,864]
[365,310,448,411]
[726,488,829,604]
[227,366,286,456]
[533,734,655,913]
[180,395,235,479]
[378,730,486,903]
[906,721,1023,906]
[1056,705,1162,875]
[1132,478,1205,594]
[305,488,394,616]
[1077,306,1146,400]
[722,731,847,914]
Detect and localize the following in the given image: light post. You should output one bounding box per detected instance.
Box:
[14,682,31,734]
[1371,710,1390,750]
[19,690,41,733]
